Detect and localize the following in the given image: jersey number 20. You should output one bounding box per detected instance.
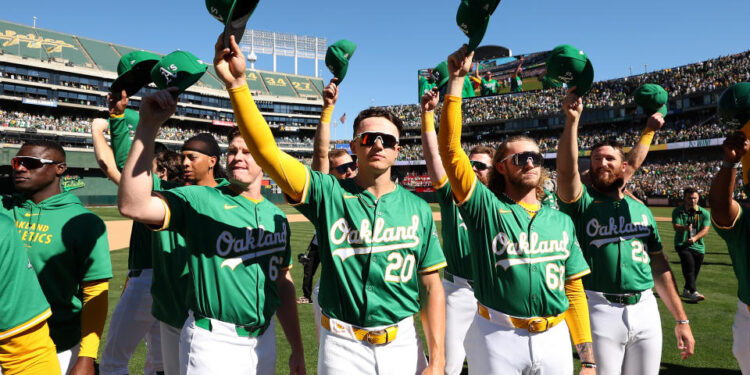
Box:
[385,253,415,283]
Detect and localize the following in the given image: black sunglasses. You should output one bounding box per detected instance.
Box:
[470,160,490,171]
[11,156,62,170]
[334,161,357,174]
[355,132,399,149]
[500,151,544,167]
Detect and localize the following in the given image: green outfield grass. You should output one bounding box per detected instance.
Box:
[95,206,741,374]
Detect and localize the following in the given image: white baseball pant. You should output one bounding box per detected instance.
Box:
[56,342,79,375]
[443,275,476,375]
[179,311,276,375]
[733,300,750,374]
[160,322,182,375]
[586,289,662,375]
[100,270,162,375]
[317,315,427,375]
[463,306,573,375]
[312,280,321,339]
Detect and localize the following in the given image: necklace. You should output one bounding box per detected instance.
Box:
[502,193,540,215]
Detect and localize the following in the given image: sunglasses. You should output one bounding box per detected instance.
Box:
[334,161,357,174]
[470,160,490,171]
[11,156,62,170]
[500,151,544,167]
[355,132,399,149]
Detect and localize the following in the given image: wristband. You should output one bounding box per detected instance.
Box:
[637,128,656,146]
[722,161,741,169]
[422,112,436,133]
[320,105,334,125]
[581,362,597,369]
[676,320,690,324]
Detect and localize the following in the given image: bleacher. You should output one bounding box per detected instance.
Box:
[32,27,92,68]
[76,37,123,71]
[245,70,269,95]
[287,75,321,97]
[0,21,52,60]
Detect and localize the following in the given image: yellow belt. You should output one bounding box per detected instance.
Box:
[321,314,398,345]
[477,303,566,333]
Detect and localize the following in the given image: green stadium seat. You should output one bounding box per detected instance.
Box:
[77,37,121,72]
[197,66,228,90]
[259,72,298,97]
[310,78,324,94]
[287,75,320,97]
[33,28,93,68]
[245,70,269,95]
[113,45,142,58]
[0,21,50,60]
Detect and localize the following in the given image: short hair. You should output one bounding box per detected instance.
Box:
[352,107,404,138]
[156,150,184,183]
[684,187,698,197]
[469,145,495,159]
[227,127,242,143]
[21,139,66,161]
[591,139,626,160]
[328,149,350,160]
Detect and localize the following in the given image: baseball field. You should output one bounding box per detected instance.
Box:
[94,205,742,374]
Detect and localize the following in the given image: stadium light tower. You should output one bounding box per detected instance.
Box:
[247,51,257,70]
[240,29,326,77]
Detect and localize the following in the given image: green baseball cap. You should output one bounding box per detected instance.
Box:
[544,44,594,96]
[718,82,750,130]
[150,51,208,96]
[456,0,501,52]
[432,61,449,89]
[206,0,260,48]
[325,40,356,85]
[111,51,160,98]
[634,84,668,117]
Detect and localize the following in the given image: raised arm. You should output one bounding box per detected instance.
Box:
[709,131,748,227]
[91,118,121,185]
[420,88,446,185]
[623,113,665,182]
[214,34,307,202]
[437,45,475,202]
[556,88,584,202]
[107,90,133,170]
[312,79,338,173]
[117,89,177,226]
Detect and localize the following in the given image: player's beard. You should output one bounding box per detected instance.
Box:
[591,166,624,193]
[507,170,540,192]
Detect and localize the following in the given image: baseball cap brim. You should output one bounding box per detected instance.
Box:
[111,60,158,98]
[222,0,259,48]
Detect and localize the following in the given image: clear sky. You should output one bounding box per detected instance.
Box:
[4,0,749,139]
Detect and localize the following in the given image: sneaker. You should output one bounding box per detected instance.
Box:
[296,296,312,304]
[681,289,693,299]
[690,291,705,302]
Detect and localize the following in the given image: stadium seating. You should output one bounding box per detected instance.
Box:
[259,72,298,97]
[287,75,321,97]
[32,28,92,68]
[244,70,269,95]
[77,37,122,71]
[0,21,52,60]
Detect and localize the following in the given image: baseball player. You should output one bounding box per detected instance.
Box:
[0,214,59,375]
[438,45,595,375]
[420,87,493,375]
[556,88,694,375]
[118,88,305,374]
[2,140,112,375]
[672,187,711,302]
[216,34,447,374]
[708,129,750,374]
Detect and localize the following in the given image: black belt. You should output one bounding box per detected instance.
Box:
[444,271,474,288]
[603,293,642,305]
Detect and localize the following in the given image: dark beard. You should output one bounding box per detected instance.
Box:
[591,167,624,193]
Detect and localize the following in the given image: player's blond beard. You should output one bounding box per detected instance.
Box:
[488,166,549,201]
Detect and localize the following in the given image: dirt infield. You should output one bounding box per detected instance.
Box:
[105,214,673,250]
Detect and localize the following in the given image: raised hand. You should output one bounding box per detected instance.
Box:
[447,44,474,79]
[421,87,439,113]
[139,88,178,128]
[107,89,128,116]
[646,112,666,131]
[562,87,583,122]
[722,131,750,163]
[213,34,247,89]
[323,78,339,107]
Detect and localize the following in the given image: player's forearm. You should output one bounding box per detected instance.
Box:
[276,270,305,355]
[693,227,710,241]
[312,104,334,173]
[117,118,160,223]
[92,128,122,185]
[624,126,656,182]
[79,280,109,358]
[421,111,447,184]
[651,255,688,321]
[229,84,307,201]
[438,95,474,202]
[708,164,739,227]
[419,272,445,369]
[564,278,594,354]
[556,115,582,202]
[108,113,134,170]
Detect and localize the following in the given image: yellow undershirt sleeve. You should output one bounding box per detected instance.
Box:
[638,127,656,146]
[320,104,334,125]
[229,84,308,202]
[79,281,109,358]
[422,111,435,133]
[564,278,592,346]
[438,95,475,203]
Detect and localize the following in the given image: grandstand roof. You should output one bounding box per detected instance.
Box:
[0,20,323,100]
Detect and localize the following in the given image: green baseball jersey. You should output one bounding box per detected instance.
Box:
[672,205,711,253]
[511,75,523,92]
[0,214,51,340]
[155,184,291,327]
[712,206,750,305]
[480,78,499,96]
[1,192,112,351]
[542,189,559,210]
[434,180,472,280]
[458,181,590,318]
[418,76,436,101]
[293,168,446,327]
[558,185,663,294]
[109,110,153,270]
[462,76,476,98]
